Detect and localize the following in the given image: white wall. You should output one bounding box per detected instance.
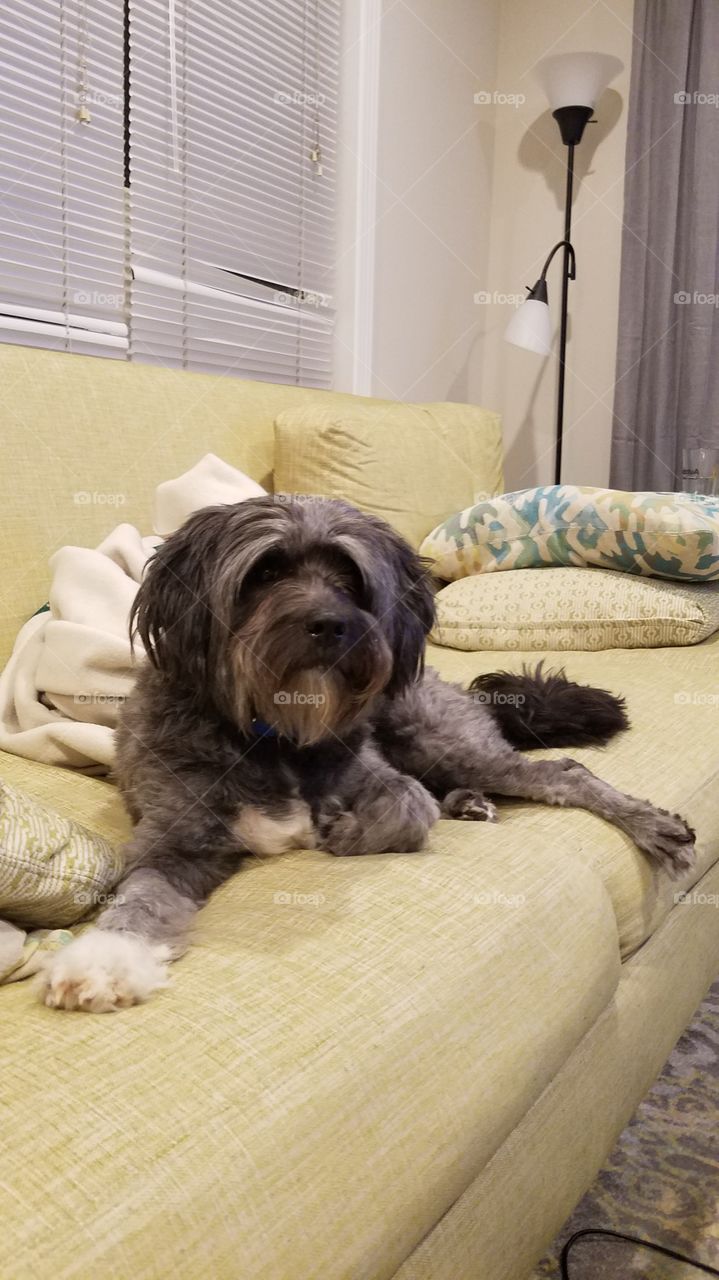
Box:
[335,0,634,489]
[334,0,383,396]
[370,0,502,404]
[481,0,634,488]
[335,0,501,404]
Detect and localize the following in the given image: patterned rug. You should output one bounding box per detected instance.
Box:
[533,979,719,1277]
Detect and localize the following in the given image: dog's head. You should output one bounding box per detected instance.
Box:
[131,496,435,744]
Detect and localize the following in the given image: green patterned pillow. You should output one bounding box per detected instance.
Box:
[420,485,719,582]
[431,566,719,651]
[0,780,124,929]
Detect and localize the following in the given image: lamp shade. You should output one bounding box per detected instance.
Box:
[535,52,623,111]
[504,298,552,356]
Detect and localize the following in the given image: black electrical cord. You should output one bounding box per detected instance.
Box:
[560,1227,719,1278]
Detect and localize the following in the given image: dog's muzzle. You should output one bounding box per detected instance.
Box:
[304,609,353,658]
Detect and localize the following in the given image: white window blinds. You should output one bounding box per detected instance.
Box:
[0,0,127,356]
[128,0,339,386]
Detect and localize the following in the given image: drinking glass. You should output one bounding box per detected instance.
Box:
[681,447,719,496]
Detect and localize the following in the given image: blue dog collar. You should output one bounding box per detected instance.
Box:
[251,717,279,739]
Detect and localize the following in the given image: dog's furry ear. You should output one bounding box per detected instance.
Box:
[131,506,225,683]
[384,541,436,696]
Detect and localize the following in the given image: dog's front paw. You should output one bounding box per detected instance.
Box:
[38,929,169,1013]
[320,811,367,856]
[320,778,440,856]
[629,807,697,879]
[442,788,498,822]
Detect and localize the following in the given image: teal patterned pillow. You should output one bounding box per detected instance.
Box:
[420,485,719,582]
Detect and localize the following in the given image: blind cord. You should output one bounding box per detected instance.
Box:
[168,0,180,172]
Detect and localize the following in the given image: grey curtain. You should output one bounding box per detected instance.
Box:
[610,0,719,490]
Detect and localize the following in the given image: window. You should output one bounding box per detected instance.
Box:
[0,0,338,385]
[0,0,127,356]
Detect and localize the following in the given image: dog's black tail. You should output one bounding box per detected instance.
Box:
[468,661,629,749]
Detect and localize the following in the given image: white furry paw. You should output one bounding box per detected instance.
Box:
[38,929,170,1013]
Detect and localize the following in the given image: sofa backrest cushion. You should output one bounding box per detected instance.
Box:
[0,345,372,662]
[274,401,504,547]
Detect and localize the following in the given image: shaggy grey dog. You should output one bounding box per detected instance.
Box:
[41,497,696,1011]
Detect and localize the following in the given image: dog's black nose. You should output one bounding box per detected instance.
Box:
[306,614,347,642]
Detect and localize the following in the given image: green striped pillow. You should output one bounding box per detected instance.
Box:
[0,780,124,929]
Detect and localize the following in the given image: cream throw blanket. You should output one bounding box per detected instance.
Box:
[0,454,266,773]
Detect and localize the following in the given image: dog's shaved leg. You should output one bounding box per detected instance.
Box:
[480,756,696,878]
[375,675,695,876]
[319,742,440,856]
[40,816,243,1012]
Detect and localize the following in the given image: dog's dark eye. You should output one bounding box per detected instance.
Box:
[336,553,364,595]
[248,552,287,587]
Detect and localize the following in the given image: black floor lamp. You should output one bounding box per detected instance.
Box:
[504,52,623,485]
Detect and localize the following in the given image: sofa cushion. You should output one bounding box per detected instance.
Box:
[0,779,124,928]
[0,833,619,1280]
[392,855,719,1280]
[273,400,504,547]
[426,634,719,956]
[3,630,717,960]
[0,343,426,666]
[3,629,717,959]
[0,753,131,846]
[421,485,719,582]
[431,566,719,651]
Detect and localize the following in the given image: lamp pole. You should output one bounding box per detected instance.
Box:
[555,142,575,485]
[550,104,591,485]
[504,54,624,486]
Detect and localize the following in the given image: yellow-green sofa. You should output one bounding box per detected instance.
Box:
[2,344,718,1280]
